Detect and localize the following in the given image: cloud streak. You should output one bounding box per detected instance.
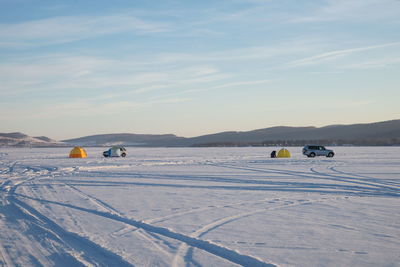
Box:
[286,42,400,67]
[4,96,191,121]
[0,39,313,97]
[343,57,400,70]
[0,14,171,48]
[0,54,224,96]
[290,0,400,23]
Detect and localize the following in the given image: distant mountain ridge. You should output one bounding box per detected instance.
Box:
[187,120,400,145]
[2,119,399,147]
[63,119,400,147]
[0,132,65,147]
[63,133,185,147]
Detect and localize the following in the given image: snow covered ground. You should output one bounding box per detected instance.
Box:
[0,147,399,267]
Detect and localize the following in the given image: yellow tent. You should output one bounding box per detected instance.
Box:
[277,148,291,158]
[69,146,87,158]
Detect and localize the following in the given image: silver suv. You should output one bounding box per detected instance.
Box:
[302,145,334,158]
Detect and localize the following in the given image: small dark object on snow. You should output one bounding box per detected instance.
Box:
[270,150,277,158]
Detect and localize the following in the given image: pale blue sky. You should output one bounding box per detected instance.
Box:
[1,0,399,140]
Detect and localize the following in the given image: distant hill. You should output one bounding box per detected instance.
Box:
[3,119,399,147]
[187,120,400,146]
[63,133,185,147]
[0,132,66,147]
[62,119,400,147]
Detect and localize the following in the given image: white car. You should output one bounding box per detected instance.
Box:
[103,146,127,157]
[302,145,334,158]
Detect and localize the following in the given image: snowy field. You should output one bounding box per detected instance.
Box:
[0,147,399,267]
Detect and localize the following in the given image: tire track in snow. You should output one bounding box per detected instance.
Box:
[172,196,340,267]
[328,166,400,188]
[0,159,13,176]
[309,167,399,192]
[64,183,120,214]
[11,197,134,267]
[59,164,199,261]
[98,195,290,266]
[144,197,277,225]
[63,183,175,260]
[62,181,276,266]
[0,163,89,266]
[31,183,86,236]
[0,162,135,267]
[0,162,43,205]
[208,162,399,196]
[0,243,13,267]
[16,193,276,267]
[68,163,399,196]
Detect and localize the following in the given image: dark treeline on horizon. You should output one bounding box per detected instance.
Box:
[192,138,400,147]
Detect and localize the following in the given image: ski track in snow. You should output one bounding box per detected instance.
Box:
[1,147,399,266]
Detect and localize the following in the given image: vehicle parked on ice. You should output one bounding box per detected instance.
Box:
[302,145,334,158]
[103,146,127,157]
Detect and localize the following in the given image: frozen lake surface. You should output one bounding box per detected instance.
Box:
[0,147,399,266]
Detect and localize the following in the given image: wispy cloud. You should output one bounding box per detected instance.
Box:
[343,57,400,70]
[1,38,398,101]
[0,54,224,97]
[182,79,271,94]
[0,14,171,48]
[8,96,191,120]
[0,39,312,97]
[286,42,400,67]
[152,42,312,65]
[290,0,400,23]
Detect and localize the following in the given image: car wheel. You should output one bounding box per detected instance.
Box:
[121,153,126,157]
[309,152,316,157]
[327,152,334,157]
